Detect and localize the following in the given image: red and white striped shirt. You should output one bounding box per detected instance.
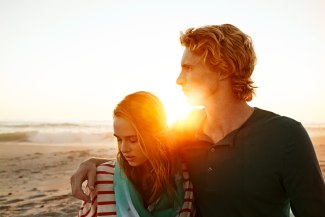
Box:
[78,160,195,217]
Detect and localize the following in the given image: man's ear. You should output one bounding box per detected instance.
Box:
[218,69,233,81]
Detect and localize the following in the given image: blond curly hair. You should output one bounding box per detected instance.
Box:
[180,24,257,101]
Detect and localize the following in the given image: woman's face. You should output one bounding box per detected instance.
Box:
[113,117,148,167]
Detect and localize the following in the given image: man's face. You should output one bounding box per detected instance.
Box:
[176,48,220,106]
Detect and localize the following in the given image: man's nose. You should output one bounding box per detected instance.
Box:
[176,71,185,85]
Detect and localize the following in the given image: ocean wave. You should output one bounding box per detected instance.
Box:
[0,121,114,144]
[0,131,37,142]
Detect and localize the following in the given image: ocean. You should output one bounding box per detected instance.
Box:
[1,121,324,146]
[0,121,114,145]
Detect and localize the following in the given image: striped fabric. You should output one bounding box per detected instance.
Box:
[78,160,195,217]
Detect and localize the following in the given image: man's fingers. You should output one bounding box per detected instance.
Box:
[70,174,91,202]
[74,186,91,202]
[87,168,97,191]
[70,158,100,201]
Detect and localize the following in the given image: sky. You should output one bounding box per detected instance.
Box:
[0,0,324,124]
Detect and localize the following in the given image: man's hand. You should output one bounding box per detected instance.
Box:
[70,158,108,202]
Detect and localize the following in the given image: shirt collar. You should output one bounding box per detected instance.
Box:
[195,107,258,147]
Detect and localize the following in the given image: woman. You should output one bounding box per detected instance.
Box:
[78,91,195,217]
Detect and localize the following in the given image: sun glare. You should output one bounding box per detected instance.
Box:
[157,89,194,126]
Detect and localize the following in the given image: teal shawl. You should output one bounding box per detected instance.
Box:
[114,162,184,217]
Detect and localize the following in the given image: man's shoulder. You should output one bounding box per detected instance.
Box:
[253,107,302,130]
[168,109,206,146]
[170,108,205,136]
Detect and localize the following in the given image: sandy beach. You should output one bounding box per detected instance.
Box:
[0,132,324,217]
[0,143,117,217]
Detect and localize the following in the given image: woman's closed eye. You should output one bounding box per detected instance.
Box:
[128,136,138,143]
[114,135,138,144]
[115,137,122,144]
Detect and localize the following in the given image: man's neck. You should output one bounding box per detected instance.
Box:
[202,98,254,143]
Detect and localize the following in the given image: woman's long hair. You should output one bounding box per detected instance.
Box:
[114,91,177,206]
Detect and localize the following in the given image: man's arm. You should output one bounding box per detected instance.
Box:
[283,122,325,215]
[70,157,109,202]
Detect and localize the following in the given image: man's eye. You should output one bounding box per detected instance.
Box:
[183,65,192,70]
[129,136,138,143]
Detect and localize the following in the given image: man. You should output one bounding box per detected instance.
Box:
[71,24,325,216]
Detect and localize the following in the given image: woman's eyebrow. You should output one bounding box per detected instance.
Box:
[113,134,136,138]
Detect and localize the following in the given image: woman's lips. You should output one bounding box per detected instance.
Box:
[124,155,135,161]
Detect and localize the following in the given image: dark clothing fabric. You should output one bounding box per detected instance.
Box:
[174,108,325,217]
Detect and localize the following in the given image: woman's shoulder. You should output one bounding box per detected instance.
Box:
[178,160,190,181]
[99,159,116,166]
[171,158,190,182]
[97,159,116,174]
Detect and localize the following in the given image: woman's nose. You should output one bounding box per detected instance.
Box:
[120,141,131,153]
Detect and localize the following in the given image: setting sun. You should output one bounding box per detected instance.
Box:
[155,88,194,126]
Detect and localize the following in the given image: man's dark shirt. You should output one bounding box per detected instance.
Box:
[173,108,325,217]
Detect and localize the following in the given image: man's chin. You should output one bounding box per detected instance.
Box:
[186,95,203,106]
